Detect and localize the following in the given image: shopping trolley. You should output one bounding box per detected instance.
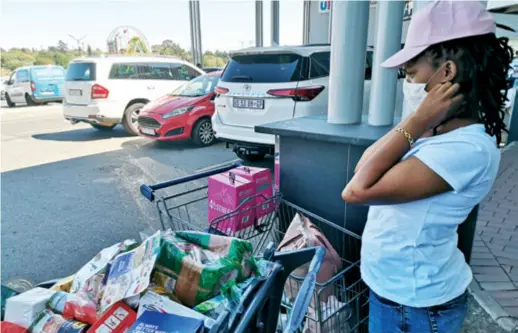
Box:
[140,162,369,333]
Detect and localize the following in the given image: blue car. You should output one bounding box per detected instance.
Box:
[4,65,65,107]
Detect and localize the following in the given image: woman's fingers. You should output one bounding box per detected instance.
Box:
[444,83,461,98]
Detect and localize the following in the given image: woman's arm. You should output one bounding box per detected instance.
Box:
[342,83,464,205]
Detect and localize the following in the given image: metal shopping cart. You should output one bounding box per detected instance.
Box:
[140,162,369,333]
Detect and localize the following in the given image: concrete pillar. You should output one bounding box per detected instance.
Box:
[194,1,203,66]
[368,1,405,126]
[189,1,196,63]
[189,0,203,66]
[328,0,333,44]
[255,0,264,47]
[413,0,431,12]
[271,0,280,46]
[302,0,310,44]
[327,0,370,124]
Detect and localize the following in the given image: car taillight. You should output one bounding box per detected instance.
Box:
[267,86,325,101]
[214,87,229,95]
[91,84,109,99]
[30,81,36,92]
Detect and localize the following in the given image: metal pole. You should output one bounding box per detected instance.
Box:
[302,0,310,45]
[189,1,197,64]
[327,0,370,124]
[194,1,203,66]
[328,0,333,44]
[255,0,264,47]
[271,0,280,46]
[368,1,405,126]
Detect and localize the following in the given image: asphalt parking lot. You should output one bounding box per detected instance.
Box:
[1,101,272,284]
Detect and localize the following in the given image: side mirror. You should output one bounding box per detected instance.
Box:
[209,93,216,102]
[6,80,13,85]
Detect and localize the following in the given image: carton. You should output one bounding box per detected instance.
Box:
[208,171,255,235]
[87,302,136,333]
[128,311,203,333]
[4,287,56,329]
[231,166,274,219]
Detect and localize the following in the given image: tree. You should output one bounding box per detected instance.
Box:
[57,40,68,53]
[87,44,92,56]
[34,54,54,65]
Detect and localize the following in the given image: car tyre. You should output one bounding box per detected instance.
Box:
[192,118,215,146]
[5,94,15,107]
[25,94,37,106]
[236,151,266,162]
[91,123,116,131]
[122,102,145,136]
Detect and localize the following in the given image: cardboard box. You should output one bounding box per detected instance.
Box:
[128,311,203,333]
[231,166,274,218]
[87,302,136,333]
[4,287,56,329]
[208,171,255,235]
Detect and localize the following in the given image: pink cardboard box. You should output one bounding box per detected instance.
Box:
[231,166,274,219]
[208,171,255,235]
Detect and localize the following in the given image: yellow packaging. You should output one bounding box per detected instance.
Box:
[50,275,74,292]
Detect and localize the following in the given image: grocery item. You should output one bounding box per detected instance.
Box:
[4,287,56,329]
[277,213,342,305]
[1,285,18,320]
[100,232,161,313]
[87,302,136,333]
[137,291,214,329]
[48,291,98,325]
[208,172,255,234]
[153,230,255,307]
[29,310,87,333]
[50,275,74,293]
[1,321,27,333]
[128,311,203,333]
[71,240,137,294]
[231,166,274,218]
[303,296,352,333]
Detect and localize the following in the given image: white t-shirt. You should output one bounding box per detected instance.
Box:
[361,124,500,307]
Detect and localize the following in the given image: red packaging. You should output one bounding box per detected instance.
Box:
[48,292,98,325]
[87,302,136,333]
[1,321,27,333]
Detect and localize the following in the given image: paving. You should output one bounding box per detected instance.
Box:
[471,141,518,332]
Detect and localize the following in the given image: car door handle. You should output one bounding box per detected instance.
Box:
[147,85,155,90]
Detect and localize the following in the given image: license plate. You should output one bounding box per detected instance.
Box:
[141,127,156,136]
[233,98,264,110]
[40,91,54,95]
[69,89,82,96]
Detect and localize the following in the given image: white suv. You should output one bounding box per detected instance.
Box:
[63,55,205,135]
[212,45,404,161]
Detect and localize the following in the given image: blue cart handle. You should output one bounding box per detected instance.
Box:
[140,161,241,202]
[283,246,326,333]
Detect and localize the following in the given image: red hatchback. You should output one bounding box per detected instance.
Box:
[137,71,221,146]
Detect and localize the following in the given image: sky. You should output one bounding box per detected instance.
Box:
[0,0,304,52]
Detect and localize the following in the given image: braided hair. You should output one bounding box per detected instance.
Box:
[421,33,514,145]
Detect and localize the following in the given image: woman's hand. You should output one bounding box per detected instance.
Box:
[413,82,465,131]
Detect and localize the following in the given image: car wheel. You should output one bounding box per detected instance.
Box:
[236,151,266,162]
[122,102,145,136]
[91,123,116,131]
[192,118,215,146]
[25,94,37,106]
[5,94,15,107]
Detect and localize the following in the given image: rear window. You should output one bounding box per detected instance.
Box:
[66,63,96,81]
[109,63,201,81]
[221,53,302,83]
[308,50,374,80]
[31,67,65,80]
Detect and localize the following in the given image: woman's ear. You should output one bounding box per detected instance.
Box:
[443,60,457,82]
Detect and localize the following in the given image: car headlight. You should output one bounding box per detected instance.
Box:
[162,106,194,119]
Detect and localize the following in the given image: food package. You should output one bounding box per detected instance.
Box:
[208,172,255,235]
[231,166,274,219]
[128,311,203,333]
[29,310,88,333]
[277,213,342,305]
[50,275,75,292]
[1,285,18,320]
[87,302,136,333]
[303,296,352,333]
[137,291,214,329]
[100,232,161,313]
[71,239,137,295]
[47,291,98,325]
[152,230,255,307]
[4,287,56,329]
[1,321,27,333]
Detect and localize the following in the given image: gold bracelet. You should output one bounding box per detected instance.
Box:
[395,127,415,147]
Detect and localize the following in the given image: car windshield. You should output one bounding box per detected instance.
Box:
[170,74,220,97]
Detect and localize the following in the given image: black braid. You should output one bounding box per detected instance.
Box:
[421,34,513,146]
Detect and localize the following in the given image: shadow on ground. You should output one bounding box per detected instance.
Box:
[463,294,511,333]
[32,126,131,142]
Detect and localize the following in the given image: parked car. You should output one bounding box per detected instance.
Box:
[212,44,403,161]
[4,66,65,107]
[203,67,224,73]
[137,71,221,146]
[1,76,8,100]
[62,55,205,135]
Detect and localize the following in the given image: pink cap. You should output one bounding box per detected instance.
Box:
[382,0,496,68]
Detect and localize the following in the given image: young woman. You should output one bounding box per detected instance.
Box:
[341,1,514,332]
